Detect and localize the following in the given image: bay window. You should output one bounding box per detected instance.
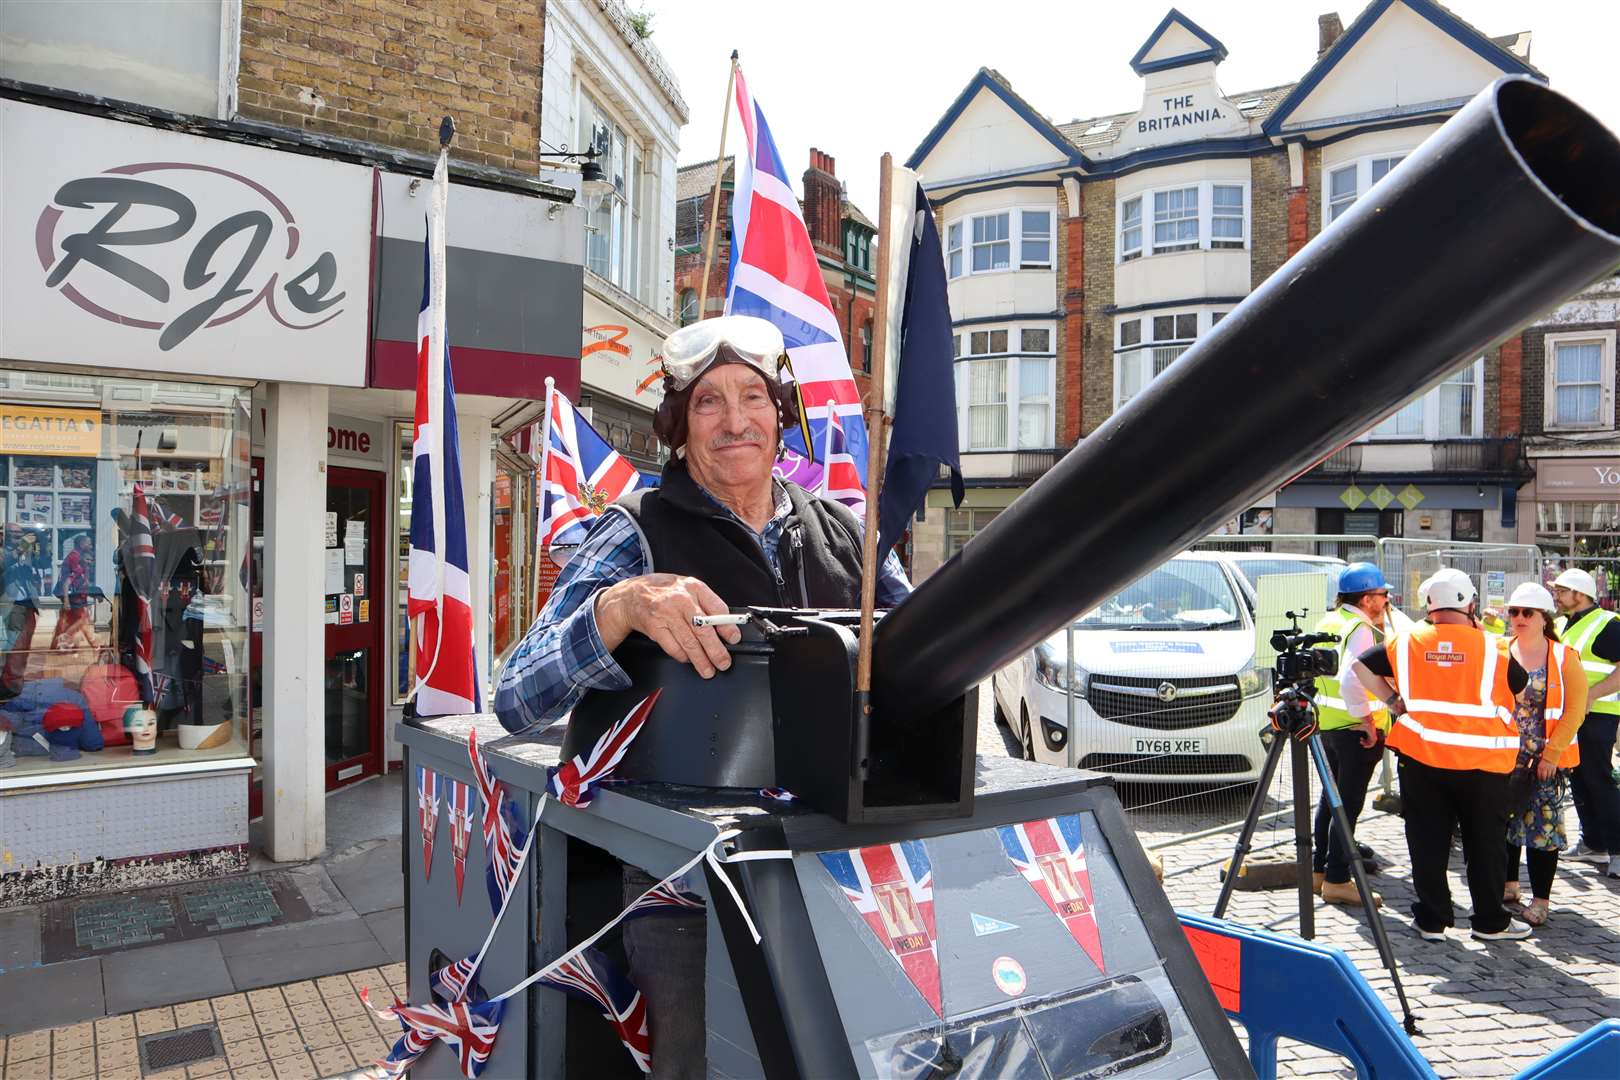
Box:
[1324,153,1408,224]
[1115,309,1225,408]
[945,206,1058,277]
[955,324,1056,450]
[1118,181,1247,261]
[1545,330,1616,431]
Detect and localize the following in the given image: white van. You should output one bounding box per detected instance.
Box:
[991,552,1271,783]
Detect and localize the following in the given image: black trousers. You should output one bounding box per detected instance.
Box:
[1569,713,1620,853]
[1311,727,1384,883]
[1397,756,1513,933]
[1504,844,1559,900]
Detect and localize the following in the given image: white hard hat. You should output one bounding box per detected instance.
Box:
[1552,568,1598,599]
[1508,582,1555,612]
[1419,568,1476,611]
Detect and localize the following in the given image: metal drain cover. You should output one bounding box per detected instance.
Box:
[139,1024,224,1074]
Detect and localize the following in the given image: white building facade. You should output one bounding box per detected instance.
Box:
[906,1,1544,580]
[540,0,687,474]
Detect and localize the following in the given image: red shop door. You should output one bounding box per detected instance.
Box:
[324,466,386,790]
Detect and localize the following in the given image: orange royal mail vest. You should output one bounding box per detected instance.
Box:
[1540,643,1583,769]
[1385,622,1519,773]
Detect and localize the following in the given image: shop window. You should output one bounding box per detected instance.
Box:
[1545,331,1616,432]
[1452,509,1484,541]
[0,377,252,784]
[946,508,1001,558]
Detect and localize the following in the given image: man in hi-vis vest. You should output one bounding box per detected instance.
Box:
[1351,568,1531,941]
[1310,563,1395,907]
[1550,568,1620,879]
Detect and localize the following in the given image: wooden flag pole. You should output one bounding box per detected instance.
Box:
[855,152,896,696]
[697,51,739,319]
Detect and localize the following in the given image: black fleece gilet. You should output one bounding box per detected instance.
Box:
[610,458,864,608]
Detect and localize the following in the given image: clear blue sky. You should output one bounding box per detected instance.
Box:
[647,0,1620,216]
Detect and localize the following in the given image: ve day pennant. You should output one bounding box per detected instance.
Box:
[417,767,441,883]
[818,840,941,1016]
[997,814,1104,973]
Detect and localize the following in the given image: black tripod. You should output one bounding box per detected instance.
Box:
[1213,635,1419,1035]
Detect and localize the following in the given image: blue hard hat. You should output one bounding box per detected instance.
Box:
[1338,562,1388,594]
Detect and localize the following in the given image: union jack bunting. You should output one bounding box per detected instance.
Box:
[467,727,530,914]
[997,814,1105,972]
[362,987,506,1079]
[539,384,643,549]
[818,840,941,1015]
[622,874,705,920]
[727,64,868,512]
[546,691,661,808]
[418,767,441,883]
[431,955,477,1005]
[535,946,651,1074]
[447,778,475,904]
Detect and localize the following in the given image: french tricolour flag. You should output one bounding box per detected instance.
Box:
[539,383,642,549]
[727,65,868,513]
[408,149,480,718]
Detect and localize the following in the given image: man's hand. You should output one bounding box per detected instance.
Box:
[1358,715,1380,749]
[594,574,741,678]
[1537,755,1558,782]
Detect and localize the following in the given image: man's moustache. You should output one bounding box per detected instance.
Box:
[708,432,766,449]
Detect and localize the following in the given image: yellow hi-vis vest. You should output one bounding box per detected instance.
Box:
[1313,606,1390,732]
[1554,607,1620,716]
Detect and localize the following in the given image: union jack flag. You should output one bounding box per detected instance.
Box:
[418,767,441,883]
[447,778,475,904]
[540,384,642,549]
[431,955,477,1006]
[363,987,506,1079]
[997,814,1104,972]
[818,840,940,1015]
[536,946,651,1074]
[727,65,868,513]
[817,409,864,505]
[546,691,660,808]
[408,147,480,718]
[468,727,529,914]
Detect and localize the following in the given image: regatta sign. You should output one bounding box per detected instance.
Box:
[1139,93,1226,133]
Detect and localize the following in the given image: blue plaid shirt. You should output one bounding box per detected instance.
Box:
[493,481,911,735]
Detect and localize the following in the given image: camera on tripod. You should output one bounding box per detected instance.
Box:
[1267,610,1340,737]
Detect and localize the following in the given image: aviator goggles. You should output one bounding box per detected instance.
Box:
[659,315,815,459]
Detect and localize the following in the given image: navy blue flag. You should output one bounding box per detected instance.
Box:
[877,180,963,559]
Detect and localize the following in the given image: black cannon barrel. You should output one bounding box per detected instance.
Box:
[873,76,1620,722]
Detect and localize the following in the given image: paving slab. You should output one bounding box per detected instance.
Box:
[325,840,403,916]
[0,956,104,1035]
[224,937,391,991]
[102,938,234,1014]
[0,904,41,973]
[362,907,405,963]
[216,914,379,958]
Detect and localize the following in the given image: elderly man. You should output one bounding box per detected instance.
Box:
[495,315,908,1078]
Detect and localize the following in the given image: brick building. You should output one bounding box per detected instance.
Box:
[1513,275,1620,565]
[1,0,581,888]
[673,151,879,404]
[904,1,1546,579]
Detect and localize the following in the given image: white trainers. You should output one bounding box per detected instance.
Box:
[1416,925,1447,941]
[1566,842,1610,864]
[1472,923,1533,942]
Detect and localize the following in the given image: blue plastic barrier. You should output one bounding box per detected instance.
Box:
[1177,912,1436,1080]
[1513,1018,1620,1080]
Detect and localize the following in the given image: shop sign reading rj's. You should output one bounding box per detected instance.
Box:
[0,406,101,457]
[2,100,369,386]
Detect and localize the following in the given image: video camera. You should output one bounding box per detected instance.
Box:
[1268,610,1340,738]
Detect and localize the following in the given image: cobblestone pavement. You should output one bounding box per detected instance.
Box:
[975,683,1620,1078]
[0,966,400,1080]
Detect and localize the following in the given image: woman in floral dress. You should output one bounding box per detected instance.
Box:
[1503,582,1586,926]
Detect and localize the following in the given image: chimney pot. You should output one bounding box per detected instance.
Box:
[1318,12,1344,56]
